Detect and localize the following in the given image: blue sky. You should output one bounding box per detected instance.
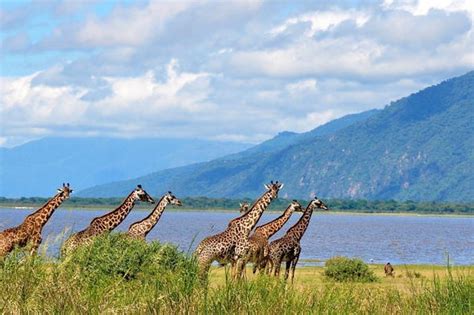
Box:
[1,0,473,147]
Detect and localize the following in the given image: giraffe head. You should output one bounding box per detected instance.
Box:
[57,183,73,199]
[164,191,182,206]
[239,202,250,214]
[309,196,328,210]
[132,185,155,203]
[263,180,284,200]
[290,199,304,212]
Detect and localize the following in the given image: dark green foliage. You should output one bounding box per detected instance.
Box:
[324,256,378,282]
[61,233,196,284]
[1,196,473,214]
[81,71,474,201]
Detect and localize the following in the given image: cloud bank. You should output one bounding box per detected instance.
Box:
[1,0,473,146]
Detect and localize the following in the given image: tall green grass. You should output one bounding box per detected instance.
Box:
[0,234,472,314]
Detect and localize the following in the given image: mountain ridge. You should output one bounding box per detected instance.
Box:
[79,71,474,201]
[0,137,252,197]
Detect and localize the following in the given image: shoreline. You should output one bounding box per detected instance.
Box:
[1,204,473,217]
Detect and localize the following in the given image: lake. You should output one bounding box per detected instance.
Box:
[1,207,473,265]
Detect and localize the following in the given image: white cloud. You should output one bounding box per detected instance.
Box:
[74,2,193,47]
[0,60,214,142]
[383,0,474,17]
[286,79,317,95]
[270,9,370,37]
[1,1,473,147]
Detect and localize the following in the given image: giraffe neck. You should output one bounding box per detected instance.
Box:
[130,196,168,237]
[91,192,136,231]
[254,205,295,239]
[233,190,273,236]
[24,192,67,229]
[285,204,315,241]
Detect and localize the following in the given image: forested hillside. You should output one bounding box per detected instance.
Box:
[80,72,474,201]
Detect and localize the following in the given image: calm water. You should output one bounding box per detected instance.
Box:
[1,207,473,265]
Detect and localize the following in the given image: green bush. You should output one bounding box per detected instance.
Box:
[60,233,195,283]
[324,256,377,282]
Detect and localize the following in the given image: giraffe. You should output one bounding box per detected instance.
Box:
[216,201,252,268]
[267,197,328,282]
[127,191,182,240]
[224,201,250,228]
[0,183,73,257]
[194,181,284,280]
[239,202,250,214]
[61,185,154,255]
[244,200,303,274]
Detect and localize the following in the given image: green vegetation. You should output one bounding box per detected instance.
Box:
[324,256,377,282]
[1,196,473,214]
[0,234,472,313]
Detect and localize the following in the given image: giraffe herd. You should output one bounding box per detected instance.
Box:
[0,181,328,282]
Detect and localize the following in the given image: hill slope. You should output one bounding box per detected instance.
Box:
[80,72,474,201]
[0,137,251,197]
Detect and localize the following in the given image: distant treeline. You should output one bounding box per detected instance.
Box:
[0,196,473,214]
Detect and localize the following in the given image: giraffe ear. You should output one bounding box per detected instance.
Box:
[279,183,284,190]
[264,184,270,190]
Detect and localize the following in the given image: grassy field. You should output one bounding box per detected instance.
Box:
[1,234,472,314]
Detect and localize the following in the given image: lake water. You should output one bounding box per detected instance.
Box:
[1,207,473,265]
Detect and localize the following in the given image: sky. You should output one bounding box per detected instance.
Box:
[0,0,473,147]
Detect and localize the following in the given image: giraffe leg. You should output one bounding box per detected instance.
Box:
[284,260,291,281]
[232,257,246,280]
[265,257,273,275]
[252,260,258,274]
[29,235,42,255]
[197,254,213,283]
[258,256,267,274]
[230,260,237,279]
[291,254,300,284]
[274,258,282,277]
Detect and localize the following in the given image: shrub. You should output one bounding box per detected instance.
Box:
[60,233,198,286]
[324,256,377,282]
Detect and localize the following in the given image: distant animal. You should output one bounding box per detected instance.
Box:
[267,197,328,282]
[384,262,394,277]
[194,181,284,280]
[62,185,154,255]
[127,191,182,240]
[0,183,73,257]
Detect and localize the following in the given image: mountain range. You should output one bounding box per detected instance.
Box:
[79,71,474,202]
[0,138,251,197]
